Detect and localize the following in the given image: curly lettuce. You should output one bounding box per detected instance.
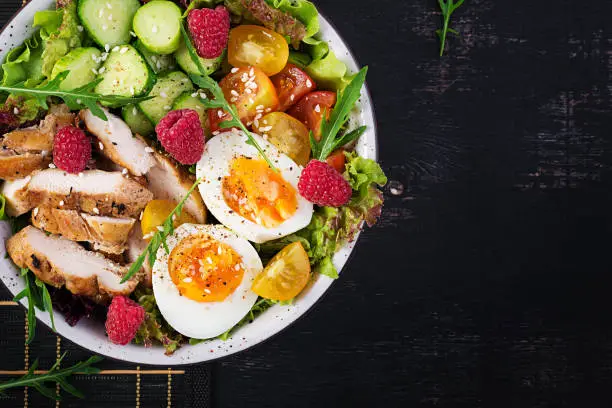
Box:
[39,0,83,77]
[259,154,387,279]
[134,289,184,355]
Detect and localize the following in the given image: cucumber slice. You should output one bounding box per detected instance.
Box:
[172,92,209,133]
[134,39,176,74]
[138,71,194,124]
[51,47,102,91]
[133,1,182,55]
[78,0,140,48]
[175,38,225,76]
[94,45,155,107]
[122,104,155,136]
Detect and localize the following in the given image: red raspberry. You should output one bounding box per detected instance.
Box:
[53,126,91,174]
[298,160,353,207]
[156,109,205,165]
[187,6,230,59]
[105,296,145,346]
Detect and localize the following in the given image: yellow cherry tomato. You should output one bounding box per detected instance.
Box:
[141,199,197,239]
[228,25,289,76]
[251,242,311,301]
[256,112,311,166]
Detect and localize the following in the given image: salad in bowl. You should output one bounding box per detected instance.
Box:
[0,0,386,364]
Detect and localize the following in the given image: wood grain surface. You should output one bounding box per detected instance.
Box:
[212,0,612,407]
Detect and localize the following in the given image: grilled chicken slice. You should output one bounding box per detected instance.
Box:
[147,151,207,223]
[0,151,50,180]
[126,222,152,288]
[0,177,32,217]
[31,207,135,254]
[27,169,153,218]
[6,226,138,303]
[81,109,155,176]
[1,104,73,152]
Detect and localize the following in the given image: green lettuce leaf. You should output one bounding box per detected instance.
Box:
[39,0,83,78]
[134,288,184,355]
[1,32,45,87]
[0,194,7,221]
[266,0,319,39]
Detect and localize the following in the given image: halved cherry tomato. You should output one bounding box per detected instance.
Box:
[326,149,346,173]
[270,63,316,112]
[251,241,311,301]
[228,25,289,76]
[256,112,310,166]
[141,199,198,239]
[287,91,336,140]
[208,66,279,132]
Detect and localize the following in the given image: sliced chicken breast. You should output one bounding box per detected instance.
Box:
[0,151,50,180]
[31,207,135,254]
[81,109,155,176]
[1,177,32,217]
[27,169,153,217]
[126,222,152,288]
[147,151,207,223]
[6,226,138,302]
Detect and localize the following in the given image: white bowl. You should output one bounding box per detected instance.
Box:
[0,0,378,365]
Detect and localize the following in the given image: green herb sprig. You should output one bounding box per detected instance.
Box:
[436,0,464,56]
[0,71,153,121]
[121,178,203,284]
[179,24,277,171]
[310,66,368,161]
[13,268,56,344]
[0,353,102,400]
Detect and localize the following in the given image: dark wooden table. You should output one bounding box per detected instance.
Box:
[3,0,612,407]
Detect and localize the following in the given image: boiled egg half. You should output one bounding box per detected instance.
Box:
[152,224,262,339]
[196,130,313,243]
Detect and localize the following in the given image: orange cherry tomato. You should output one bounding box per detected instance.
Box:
[228,25,289,76]
[270,63,317,112]
[256,112,311,166]
[287,91,336,140]
[326,149,346,173]
[208,66,279,132]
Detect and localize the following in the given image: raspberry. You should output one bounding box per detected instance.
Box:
[105,296,145,346]
[298,160,353,207]
[53,126,91,173]
[156,109,205,165]
[187,6,230,59]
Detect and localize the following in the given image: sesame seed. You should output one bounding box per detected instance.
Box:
[144,147,154,153]
[249,67,255,76]
[206,257,213,264]
[241,74,248,82]
[59,200,64,206]
[160,91,168,98]
[306,79,312,88]
[120,47,129,54]
[234,264,240,271]
[48,163,56,169]
[256,105,264,110]
[76,99,82,105]
[91,68,98,75]
[218,247,222,255]
[99,142,104,150]
[78,172,84,178]
[33,208,39,217]
[143,232,154,240]
[152,25,158,33]
[231,90,239,96]
[98,67,105,74]
[98,9,103,18]
[130,31,137,37]
[231,67,239,73]
[102,24,108,31]
[93,207,100,214]
[200,93,207,99]
[13,107,19,115]
[139,211,143,220]
[133,107,138,116]
[24,176,31,183]
[157,226,164,232]
[112,46,119,52]
[245,88,252,94]
[104,44,110,53]
[122,168,128,175]
[41,150,48,157]
[183,277,193,283]
[290,95,295,101]
[91,54,97,61]
[212,131,220,136]
[164,105,171,110]
[77,25,83,32]
[217,110,224,118]
[191,92,198,98]
[204,288,211,294]
[106,2,112,9]
[314,104,321,113]
[130,86,135,96]
[156,61,162,70]
[108,14,113,21]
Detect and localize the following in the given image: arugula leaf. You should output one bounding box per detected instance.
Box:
[0,353,102,400]
[310,66,368,161]
[179,24,277,170]
[437,0,464,56]
[0,71,153,121]
[121,178,203,284]
[13,268,57,343]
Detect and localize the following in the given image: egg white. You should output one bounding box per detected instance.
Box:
[196,130,314,243]
[152,224,262,339]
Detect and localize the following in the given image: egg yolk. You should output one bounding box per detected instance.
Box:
[222,157,298,228]
[168,233,245,302]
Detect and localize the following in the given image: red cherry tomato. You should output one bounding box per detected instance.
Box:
[270,63,316,112]
[287,91,336,140]
[326,149,346,173]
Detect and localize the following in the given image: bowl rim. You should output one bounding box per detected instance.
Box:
[0,0,379,366]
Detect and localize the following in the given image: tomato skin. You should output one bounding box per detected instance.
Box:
[287,91,336,140]
[228,25,289,76]
[270,63,317,112]
[256,112,311,166]
[208,66,279,132]
[326,149,346,173]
